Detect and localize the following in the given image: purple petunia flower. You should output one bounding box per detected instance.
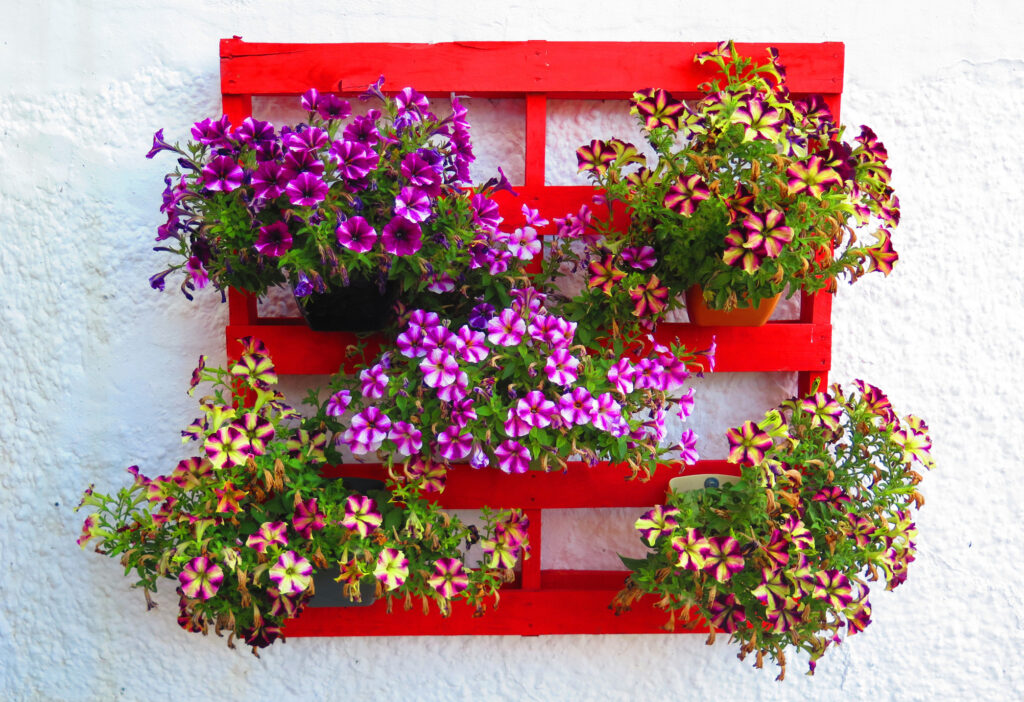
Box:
[544,349,580,387]
[470,193,501,233]
[329,140,379,180]
[254,222,293,257]
[558,387,595,426]
[381,216,423,256]
[335,216,377,253]
[704,536,745,582]
[283,126,328,154]
[495,439,531,474]
[401,152,442,196]
[678,429,699,465]
[300,88,320,112]
[388,421,423,456]
[394,186,432,223]
[292,498,326,539]
[317,94,351,121]
[202,155,244,192]
[620,245,657,270]
[234,116,275,148]
[251,161,288,199]
[285,172,328,207]
[514,391,557,429]
[293,272,314,297]
[145,129,176,159]
[191,115,233,148]
[436,425,473,461]
[420,348,460,388]
[342,112,381,147]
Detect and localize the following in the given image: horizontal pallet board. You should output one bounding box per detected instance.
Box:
[320,460,742,510]
[222,39,843,98]
[226,320,830,375]
[285,570,707,637]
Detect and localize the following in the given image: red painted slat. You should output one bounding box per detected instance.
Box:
[221,38,842,98]
[321,460,739,509]
[284,576,706,637]
[227,321,829,375]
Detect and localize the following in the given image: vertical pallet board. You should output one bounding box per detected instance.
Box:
[219,39,842,637]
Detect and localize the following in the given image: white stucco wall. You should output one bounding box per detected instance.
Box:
[2,1,1021,699]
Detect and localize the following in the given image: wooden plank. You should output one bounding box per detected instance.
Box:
[320,460,741,509]
[227,320,830,375]
[284,576,706,637]
[222,38,843,98]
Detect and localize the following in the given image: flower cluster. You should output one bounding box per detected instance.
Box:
[558,40,899,330]
[614,381,933,678]
[147,79,516,318]
[313,287,711,484]
[76,341,527,653]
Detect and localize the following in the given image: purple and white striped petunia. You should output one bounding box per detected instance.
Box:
[359,363,390,399]
[591,392,625,434]
[245,521,288,554]
[349,407,392,447]
[420,348,460,388]
[495,439,531,474]
[179,556,224,601]
[544,349,580,387]
[435,425,473,461]
[677,429,699,465]
[335,216,378,253]
[558,387,595,426]
[388,421,423,456]
[427,558,470,599]
[514,391,557,429]
[269,550,313,596]
[341,495,383,538]
[457,327,489,363]
[486,308,526,347]
[436,371,469,403]
[374,548,409,591]
[325,389,352,417]
[607,358,637,395]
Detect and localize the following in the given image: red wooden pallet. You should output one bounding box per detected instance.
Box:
[219,38,841,637]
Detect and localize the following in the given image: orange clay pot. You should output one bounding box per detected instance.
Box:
[685,286,781,326]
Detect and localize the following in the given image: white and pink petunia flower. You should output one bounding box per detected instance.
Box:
[420,348,460,388]
[495,439,531,474]
[544,349,579,387]
[486,308,526,347]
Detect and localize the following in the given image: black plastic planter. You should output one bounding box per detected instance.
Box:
[293,278,398,332]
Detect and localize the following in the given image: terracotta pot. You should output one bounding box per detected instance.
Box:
[685,286,780,327]
[293,277,397,332]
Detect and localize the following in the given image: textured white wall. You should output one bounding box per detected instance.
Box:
[2,1,1021,699]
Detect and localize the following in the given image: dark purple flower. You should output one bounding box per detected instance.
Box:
[234,117,276,148]
[201,155,244,192]
[329,140,378,180]
[282,150,325,180]
[294,272,314,297]
[145,129,176,159]
[254,222,292,257]
[468,302,494,330]
[621,245,657,270]
[283,126,328,154]
[185,256,209,289]
[395,87,431,120]
[251,161,288,199]
[342,112,381,147]
[401,152,442,196]
[191,116,233,148]
[470,194,501,233]
[285,172,328,207]
[336,216,377,253]
[317,94,351,121]
[381,216,423,256]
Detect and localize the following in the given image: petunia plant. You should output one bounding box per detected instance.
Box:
[614,380,933,678]
[147,77,519,326]
[555,40,899,330]
[307,286,713,484]
[76,339,528,653]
